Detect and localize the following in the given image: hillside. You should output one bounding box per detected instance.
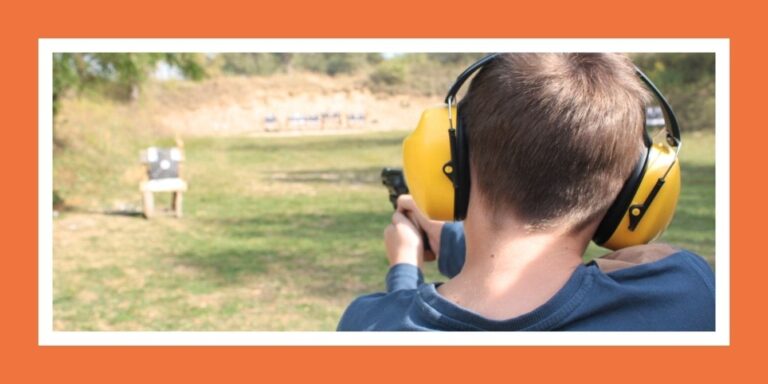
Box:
[142,73,442,136]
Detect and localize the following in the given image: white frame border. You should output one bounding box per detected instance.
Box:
[39,38,730,346]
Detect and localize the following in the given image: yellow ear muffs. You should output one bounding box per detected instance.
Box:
[600,142,681,250]
[402,106,457,221]
[402,53,683,251]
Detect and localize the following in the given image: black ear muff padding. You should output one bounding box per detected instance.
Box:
[593,147,651,244]
[453,110,471,220]
[446,54,500,222]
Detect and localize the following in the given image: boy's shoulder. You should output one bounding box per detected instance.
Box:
[337,288,420,331]
[595,243,714,292]
[568,246,715,331]
[596,244,704,272]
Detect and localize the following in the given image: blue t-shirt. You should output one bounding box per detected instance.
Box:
[337,222,715,331]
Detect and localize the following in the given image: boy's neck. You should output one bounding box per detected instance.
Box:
[437,201,593,321]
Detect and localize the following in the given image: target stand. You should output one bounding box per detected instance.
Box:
[139,147,187,218]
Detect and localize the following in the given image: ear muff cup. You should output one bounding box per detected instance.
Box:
[599,142,681,250]
[403,106,457,221]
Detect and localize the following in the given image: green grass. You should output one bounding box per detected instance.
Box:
[55,131,408,330]
[53,127,716,331]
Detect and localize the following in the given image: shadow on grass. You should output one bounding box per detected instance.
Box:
[268,166,383,185]
[103,209,145,218]
[57,206,147,219]
[173,247,272,284]
[225,135,405,153]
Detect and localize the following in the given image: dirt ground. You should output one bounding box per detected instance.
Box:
[144,73,443,137]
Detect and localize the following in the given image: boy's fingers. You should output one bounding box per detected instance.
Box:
[405,211,423,231]
[396,194,416,212]
[391,210,408,225]
[392,211,418,231]
[396,195,427,227]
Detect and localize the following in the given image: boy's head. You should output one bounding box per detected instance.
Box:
[461,53,651,231]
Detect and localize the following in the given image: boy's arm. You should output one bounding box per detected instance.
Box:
[386,263,424,292]
[383,210,425,291]
[393,195,467,279]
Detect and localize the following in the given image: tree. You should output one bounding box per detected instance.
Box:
[219,53,284,75]
[219,53,374,77]
[53,53,207,117]
[631,53,715,131]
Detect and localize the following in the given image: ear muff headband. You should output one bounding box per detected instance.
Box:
[444,53,501,105]
[636,67,682,144]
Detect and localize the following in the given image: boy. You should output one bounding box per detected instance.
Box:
[337,53,715,331]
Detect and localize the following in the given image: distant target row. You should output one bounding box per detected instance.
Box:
[263,111,367,131]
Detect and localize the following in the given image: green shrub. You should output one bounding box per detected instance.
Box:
[369,60,407,86]
[631,53,715,131]
[53,190,65,210]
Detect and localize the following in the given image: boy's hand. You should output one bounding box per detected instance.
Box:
[395,195,445,262]
[384,211,424,267]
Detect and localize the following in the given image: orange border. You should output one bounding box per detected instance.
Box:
[2,0,756,381]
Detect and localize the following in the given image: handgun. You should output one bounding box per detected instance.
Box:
[381,168,432,252]
[381,168,409,210]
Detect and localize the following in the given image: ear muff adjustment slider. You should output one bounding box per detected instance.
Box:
[627,133,681,231]
[627,178,666,231]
